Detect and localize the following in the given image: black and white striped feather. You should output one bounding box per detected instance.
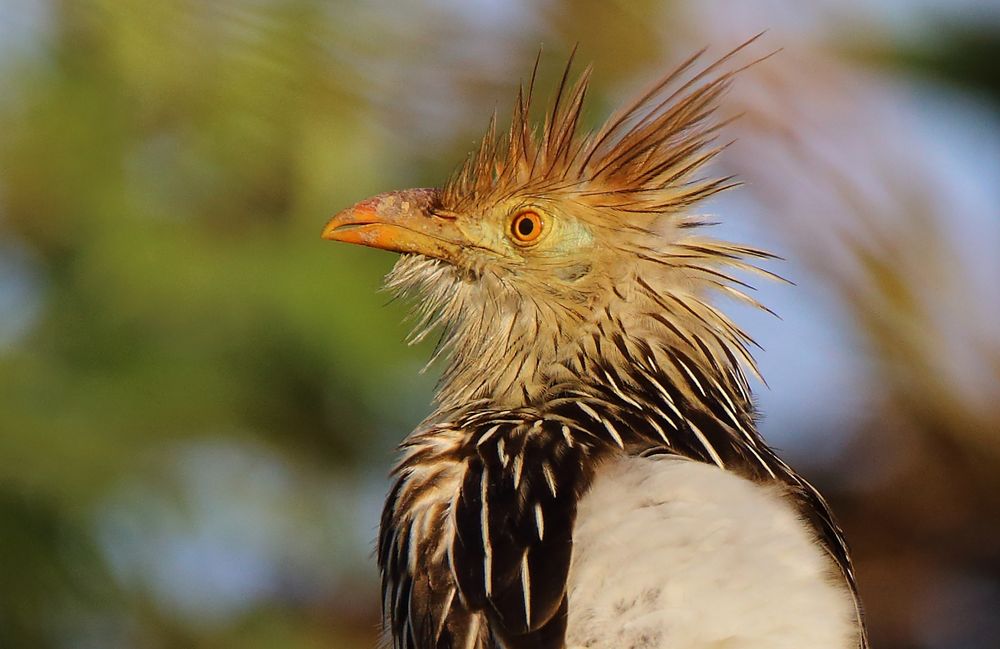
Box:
[379,342,865,649]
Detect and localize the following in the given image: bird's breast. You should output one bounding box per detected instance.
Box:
[565,453,860,649]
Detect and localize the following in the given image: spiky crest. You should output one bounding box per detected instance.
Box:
[442,34,770,216]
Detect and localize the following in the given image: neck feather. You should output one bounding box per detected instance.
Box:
[390,254,764,432]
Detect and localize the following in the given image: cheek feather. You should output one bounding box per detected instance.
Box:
[553,262,592,282]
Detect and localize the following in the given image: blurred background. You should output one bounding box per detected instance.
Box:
[1,1,998,648]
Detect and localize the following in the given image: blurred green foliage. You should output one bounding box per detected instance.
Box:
[0,2,440,646]
[1,2,999,648]
[874,22,1000,108]
[1,0,429,489]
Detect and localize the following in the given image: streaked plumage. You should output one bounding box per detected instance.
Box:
[324,35,867,649]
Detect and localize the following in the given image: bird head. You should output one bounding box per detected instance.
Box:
[324,40,777,411]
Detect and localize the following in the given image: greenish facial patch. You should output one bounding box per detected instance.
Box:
[547,218,595,253]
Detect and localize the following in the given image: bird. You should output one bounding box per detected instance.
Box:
[323,36,867,649]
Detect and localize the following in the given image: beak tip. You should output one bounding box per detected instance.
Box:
[320,219,340,241]
[321,206,363,242]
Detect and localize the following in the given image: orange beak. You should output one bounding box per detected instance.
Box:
[322,188,465,260]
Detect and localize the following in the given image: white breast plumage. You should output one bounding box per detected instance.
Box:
[566,454,860,649]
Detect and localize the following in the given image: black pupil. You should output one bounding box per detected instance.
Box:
[516,216,535,237]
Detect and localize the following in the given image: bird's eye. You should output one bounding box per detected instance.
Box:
[510,210,543,244]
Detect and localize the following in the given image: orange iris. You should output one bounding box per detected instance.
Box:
[510,210,543,244]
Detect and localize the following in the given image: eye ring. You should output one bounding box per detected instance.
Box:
[510,210,543,244]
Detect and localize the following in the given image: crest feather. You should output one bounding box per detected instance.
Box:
[442,34,772,215]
